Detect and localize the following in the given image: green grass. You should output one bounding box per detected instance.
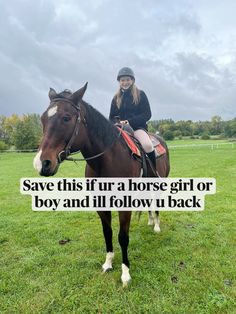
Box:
[0,140,236,313]
[167,139,232,146]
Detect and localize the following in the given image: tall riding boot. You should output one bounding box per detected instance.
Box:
[147,150,156,173]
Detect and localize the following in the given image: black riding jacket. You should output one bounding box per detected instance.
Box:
[109,89,152,131]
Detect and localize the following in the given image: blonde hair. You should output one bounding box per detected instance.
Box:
[115,84,140,108]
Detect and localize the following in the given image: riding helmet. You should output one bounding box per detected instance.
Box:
[117,67,135,81]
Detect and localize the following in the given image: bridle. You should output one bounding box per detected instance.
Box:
[49,98,122,164]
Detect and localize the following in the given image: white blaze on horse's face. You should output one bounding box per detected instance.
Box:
[33,149,42,173]
[47,105,58,118]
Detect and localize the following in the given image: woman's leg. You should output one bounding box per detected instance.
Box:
[133,129,153,153]
[134,129,156,173]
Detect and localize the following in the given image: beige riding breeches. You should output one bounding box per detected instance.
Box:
[133,129,154,153]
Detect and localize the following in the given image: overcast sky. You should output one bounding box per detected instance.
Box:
[0,0,235,121]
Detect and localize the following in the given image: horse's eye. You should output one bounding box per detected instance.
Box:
[63,116,71,122]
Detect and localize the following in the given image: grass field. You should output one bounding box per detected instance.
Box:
[0,141,236,313]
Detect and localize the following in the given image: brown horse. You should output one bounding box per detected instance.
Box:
[33,83,170,286]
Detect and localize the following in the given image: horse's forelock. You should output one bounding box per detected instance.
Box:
[58,89,73,98]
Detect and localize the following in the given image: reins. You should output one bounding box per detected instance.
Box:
[62,127,123,163]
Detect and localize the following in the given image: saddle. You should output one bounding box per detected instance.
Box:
[117,125,166,177]
[117,125,166,158]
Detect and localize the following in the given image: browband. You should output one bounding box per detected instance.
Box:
[50,98,80,111]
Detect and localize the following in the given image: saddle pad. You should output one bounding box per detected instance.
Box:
[118,127,141,156]
[149,134,160,147]
[149,134,166,156]
[155,143,166,156]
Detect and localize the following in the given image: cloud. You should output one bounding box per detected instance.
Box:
[0,0,235,121]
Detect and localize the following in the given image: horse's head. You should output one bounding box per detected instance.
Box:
[33,83,87,176]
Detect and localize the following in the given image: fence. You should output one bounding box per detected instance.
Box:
[0,142,235,153]
[0,149,37,153]
[169,142,235,149]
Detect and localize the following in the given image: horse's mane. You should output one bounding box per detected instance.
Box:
[82,101,119,147]
[56,90,119,147]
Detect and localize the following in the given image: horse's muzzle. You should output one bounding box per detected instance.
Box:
[40,159,58,176]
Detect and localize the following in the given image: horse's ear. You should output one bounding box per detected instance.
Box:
[49,88,57,100]
[70,82,88,105]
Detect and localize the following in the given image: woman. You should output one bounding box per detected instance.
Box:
[109,67,156,171]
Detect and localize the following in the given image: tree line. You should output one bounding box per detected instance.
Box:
[0,114,236,150]
[148,115,236,140]
[0,114,42,150]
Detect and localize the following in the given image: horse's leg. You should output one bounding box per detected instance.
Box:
[153,211,161,233]
[98,211,114,272]
[148,211,154,225]
[118,212,132,287]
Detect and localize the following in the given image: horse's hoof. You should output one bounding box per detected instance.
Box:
[121,264,131,287]
[122,278,131,288]
[102,266,113,273]
[102,252,114,273]
[154,225,161,233]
